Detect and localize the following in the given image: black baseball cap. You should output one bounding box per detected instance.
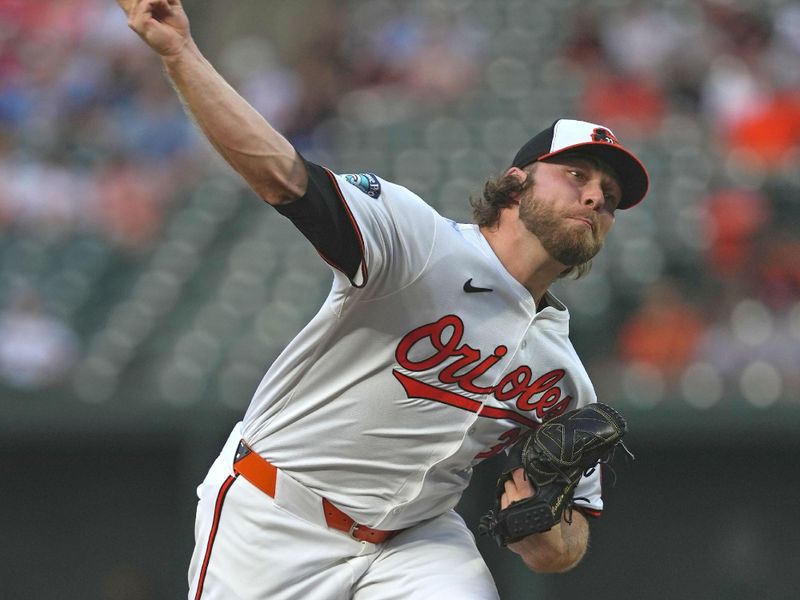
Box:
[512,119,649,209]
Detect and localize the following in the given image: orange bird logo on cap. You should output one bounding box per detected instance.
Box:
[591,128,619,144]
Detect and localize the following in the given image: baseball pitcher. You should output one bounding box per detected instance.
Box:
[117,2,647,598]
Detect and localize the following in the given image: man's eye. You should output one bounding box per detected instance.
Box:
[569,169,585,179]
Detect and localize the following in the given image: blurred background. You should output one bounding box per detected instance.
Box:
[2,0,799,598]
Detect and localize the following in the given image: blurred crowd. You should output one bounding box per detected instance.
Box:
[0,0,196,248]
[0,0,798,410]
[562,0,800,409]
[0,0,483,248]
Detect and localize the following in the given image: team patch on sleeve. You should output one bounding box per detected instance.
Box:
[343,173,381,199]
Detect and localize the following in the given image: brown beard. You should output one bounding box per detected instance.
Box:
[518,194,603,266]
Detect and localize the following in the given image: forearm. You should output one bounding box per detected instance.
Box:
[162,40,306,204]
[509,511,589,573]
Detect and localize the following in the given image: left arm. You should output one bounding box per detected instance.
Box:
[500,468,589,573]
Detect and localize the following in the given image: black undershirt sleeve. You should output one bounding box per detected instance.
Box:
[273,158,363,282]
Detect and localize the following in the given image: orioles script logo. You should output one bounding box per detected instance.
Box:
[393,315,571,426]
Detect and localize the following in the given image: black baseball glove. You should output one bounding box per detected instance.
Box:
[479,402,631,547]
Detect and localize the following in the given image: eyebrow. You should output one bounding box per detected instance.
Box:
[554,155,622,196]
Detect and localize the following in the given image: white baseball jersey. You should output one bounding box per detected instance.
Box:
[240,163,603,531]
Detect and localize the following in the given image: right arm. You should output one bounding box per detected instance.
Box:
[120,0,307,205]
[120,0,434,287]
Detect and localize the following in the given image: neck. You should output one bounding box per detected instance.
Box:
[480,218,565,306]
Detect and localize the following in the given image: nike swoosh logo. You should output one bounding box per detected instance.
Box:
[463,278,493,293]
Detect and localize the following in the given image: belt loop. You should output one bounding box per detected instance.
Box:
[234,440,251,463]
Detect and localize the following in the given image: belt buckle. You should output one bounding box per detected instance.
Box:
[348,521,362,540]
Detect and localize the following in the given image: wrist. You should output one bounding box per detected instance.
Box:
[161,37,198,70]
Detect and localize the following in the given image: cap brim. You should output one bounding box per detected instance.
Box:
[539,142,649,209]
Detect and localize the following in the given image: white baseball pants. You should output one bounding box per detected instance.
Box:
[187,423,500,600]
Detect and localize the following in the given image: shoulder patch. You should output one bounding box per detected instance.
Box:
[343,173,381,199]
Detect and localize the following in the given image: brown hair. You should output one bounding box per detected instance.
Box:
[470,166,592,280]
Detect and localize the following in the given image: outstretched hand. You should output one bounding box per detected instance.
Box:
[117,0,191,57]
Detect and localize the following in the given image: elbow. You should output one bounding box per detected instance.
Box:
[252,157,309,206]
[252,176,305,206]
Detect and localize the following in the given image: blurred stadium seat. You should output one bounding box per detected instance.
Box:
[2,0,800,418]
[4,1,800,598]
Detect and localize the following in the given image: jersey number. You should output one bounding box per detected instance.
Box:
[474,427,521,460]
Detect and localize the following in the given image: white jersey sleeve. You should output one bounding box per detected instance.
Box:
[274,160,438,295]
[326,169,438,295]
[573,466,603,516]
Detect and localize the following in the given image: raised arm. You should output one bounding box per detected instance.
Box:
[118,0,307,205]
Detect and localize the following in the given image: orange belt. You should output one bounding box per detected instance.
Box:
[232,440,401,544]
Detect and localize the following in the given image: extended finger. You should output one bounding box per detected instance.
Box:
[512,467,527,486]
[504,476,518,497]
[500,475,521,509]
[512,467,535,496]
[129,0,172,31]
[116,0,137,16]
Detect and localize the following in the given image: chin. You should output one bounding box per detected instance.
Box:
[551,240,601,267]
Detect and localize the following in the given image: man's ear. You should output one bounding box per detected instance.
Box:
[504,166,530,206]
[505,166,529,183]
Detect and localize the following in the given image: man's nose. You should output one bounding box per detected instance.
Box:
[582,179,605,208]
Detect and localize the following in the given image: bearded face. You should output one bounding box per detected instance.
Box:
[518,188,604,267]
